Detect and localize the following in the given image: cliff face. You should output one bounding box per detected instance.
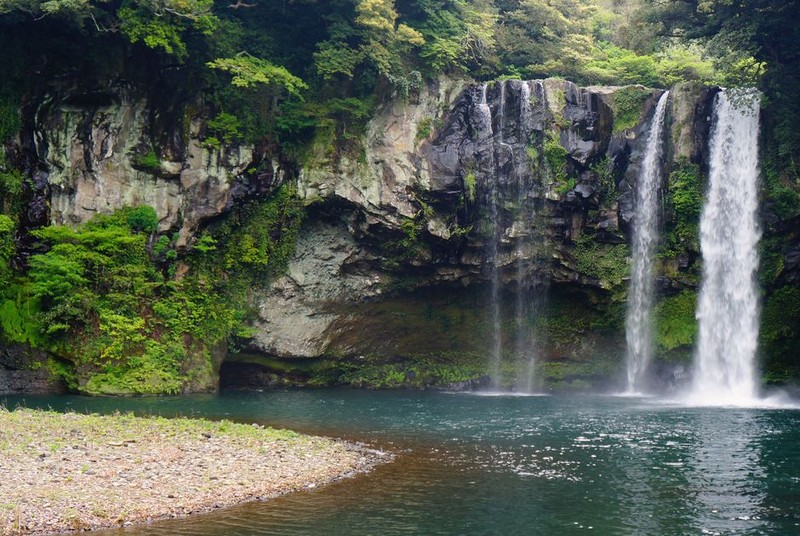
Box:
[245,79,715,376]
[18,83,285,246]
[1,76,744,392]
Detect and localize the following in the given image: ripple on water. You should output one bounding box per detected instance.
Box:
[7,390,800,536]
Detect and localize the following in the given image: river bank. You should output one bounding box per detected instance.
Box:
[0,407,387,535]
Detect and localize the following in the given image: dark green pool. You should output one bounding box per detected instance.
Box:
[5,390,800,535]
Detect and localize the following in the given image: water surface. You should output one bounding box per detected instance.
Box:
[5,390,800,535]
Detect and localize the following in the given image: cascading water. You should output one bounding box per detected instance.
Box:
[479,80,547,391]
[478,83,504,389]
[514,81,535,393]
[625,91,670,393]
[688,89,761,405]
[512,80,547,393]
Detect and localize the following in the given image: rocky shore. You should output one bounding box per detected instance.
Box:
[0,408,388,535]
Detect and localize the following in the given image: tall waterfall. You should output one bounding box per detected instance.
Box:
[689,90,761,405]
[513,80,546,393]
[478,80,548,391]
[479,83,504,389]
[625,91,670,393]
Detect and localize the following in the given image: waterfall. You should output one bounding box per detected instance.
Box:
[625,91,670,393]
[479,83,503,389]
[688,89,761,405]
[512,80,547,393]
[514,81,535,393]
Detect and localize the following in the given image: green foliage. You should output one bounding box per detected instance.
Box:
[83,340,184,395]
[543,134,568,181]
[202,185,304,281]
[585,41,659,87]
[590,157,615,203]
[539,359,616,384]
[555,177,576,196]
[464,170,477,204]
[0,215,16,293]
[323,97,375,141]
[759,236,784,287]
[0,167,23,215]
[654,44,716,86]
[760,286,800,371]
[313,41,364,79]
[416,117,433,142]
[610,87,651,134]
[664,161,704,252]
[0,200,290,395]
[573,234,631,294]
[761,286,800,346]
[543,133,574,195]
[654,291,697,352]
[207,55,307,96]
[334,360,483,389]
[763,162,800,221]
[122,206,159,234]
[206,112,241,144]
[413,0,497,74]
[119,6,188,58]
[132,149,160,172]
[382,216,426,266]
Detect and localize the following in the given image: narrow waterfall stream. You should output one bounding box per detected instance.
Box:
[625,91,670,393]
[513,80,537,393]
[513,80,549,393]
[689,90,762,405]
[480,80,549,391]
[478,83,503,388]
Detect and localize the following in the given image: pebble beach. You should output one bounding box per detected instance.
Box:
[0,408,387,535]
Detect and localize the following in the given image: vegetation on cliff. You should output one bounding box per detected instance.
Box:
[0,187,303,394]
[0,0,799,392]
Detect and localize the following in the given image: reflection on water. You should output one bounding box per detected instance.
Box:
[4,391,800,535]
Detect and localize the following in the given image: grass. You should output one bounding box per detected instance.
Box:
[0,406,303,453]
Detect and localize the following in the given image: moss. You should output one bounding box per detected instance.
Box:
[525,145,539,162]
[758,236,785,286]
[0,167,23,216]
[539,359,616,384]
[554,177,576,196]
[654,290,697,352]
[242,352,488,389]
[761,286,800,368]
[763,161,800,220]
[204,185,305,281]
[548,86,569,128]
[345,362,485,389]
[663,160,703,254]
[573,235,631,295]
[543,133,568,181]
[590,157,615,204]
[132,149,161,172]
[416,117,433,142]
[464,170,477,204]
[610,87,651,134]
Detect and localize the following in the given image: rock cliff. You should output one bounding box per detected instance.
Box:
[233,78,719,389]
[2,75,765,392]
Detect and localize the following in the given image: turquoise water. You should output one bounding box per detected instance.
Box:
[5,390,800,535]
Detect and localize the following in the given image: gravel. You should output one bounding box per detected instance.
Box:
[0,408,388,535]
